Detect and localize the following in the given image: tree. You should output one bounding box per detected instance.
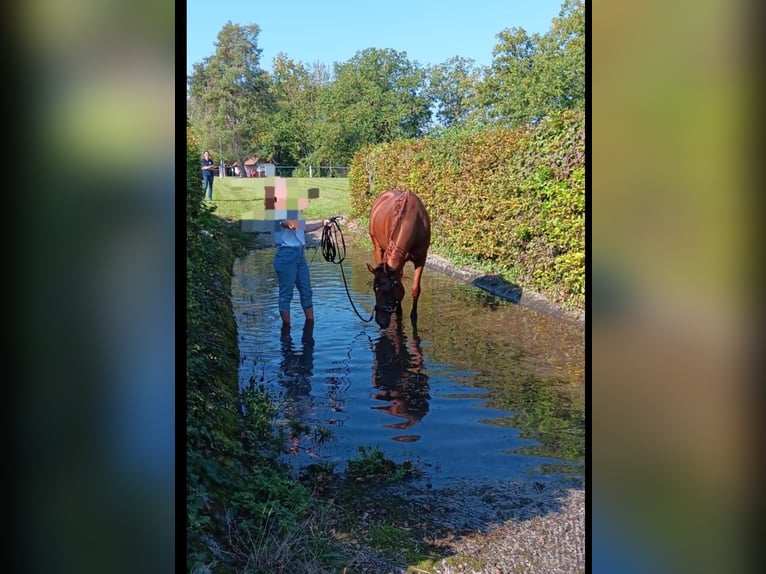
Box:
[427,56,483,129]
[262,55,330,166]
[315,48,432,166]
[538,0,585,113]
[477,0,584,128]
[187,22,273,175]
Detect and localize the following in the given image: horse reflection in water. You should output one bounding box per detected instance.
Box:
[370,316,430,442]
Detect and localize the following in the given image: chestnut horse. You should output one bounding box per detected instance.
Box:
[366,189,431,329]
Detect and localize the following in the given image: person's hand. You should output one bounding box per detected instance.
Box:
[323,219,331,228]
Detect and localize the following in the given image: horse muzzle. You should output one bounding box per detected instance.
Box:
[373,303,398,329]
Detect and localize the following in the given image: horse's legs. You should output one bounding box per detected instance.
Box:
[371,236,385,266]
[410,263,425,322]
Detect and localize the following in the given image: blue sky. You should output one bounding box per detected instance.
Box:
[187,0,565,77]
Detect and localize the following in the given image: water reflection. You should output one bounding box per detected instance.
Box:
[232,246,584,486]
[370,317,430,442]
[278,321,315,404]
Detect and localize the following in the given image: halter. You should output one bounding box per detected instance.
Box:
[372,264,401,314]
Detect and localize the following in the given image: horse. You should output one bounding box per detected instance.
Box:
[366,189,431,329]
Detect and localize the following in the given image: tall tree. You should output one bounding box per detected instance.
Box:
[538,0,585,113]
[477,0,584,128]
[427,56,483,129]
[316,48,432,165]
[263,55,330,166]
[187,22,272,175]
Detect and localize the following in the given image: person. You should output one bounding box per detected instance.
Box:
[200,150,215,200]
[274,217,333,327]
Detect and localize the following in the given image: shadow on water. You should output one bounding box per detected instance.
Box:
[232,244,585,490]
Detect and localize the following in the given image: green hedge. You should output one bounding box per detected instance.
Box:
[348,110,585,310]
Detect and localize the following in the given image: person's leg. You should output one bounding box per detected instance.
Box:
[202,177,211,200]
[295,251,314,321]
[274,248,299,325]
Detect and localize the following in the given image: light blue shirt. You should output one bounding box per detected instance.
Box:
[277,220,306,248]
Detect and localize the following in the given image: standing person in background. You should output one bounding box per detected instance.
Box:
[201,150,215,200]
[274,217,334,327]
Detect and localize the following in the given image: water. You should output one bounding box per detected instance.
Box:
[232,245,585,488]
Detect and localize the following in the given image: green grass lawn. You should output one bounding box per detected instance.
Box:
[206,176,351,222]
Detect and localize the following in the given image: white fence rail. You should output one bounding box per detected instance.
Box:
[275,165,350,178]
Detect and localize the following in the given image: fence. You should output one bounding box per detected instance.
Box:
[273,165,350,178]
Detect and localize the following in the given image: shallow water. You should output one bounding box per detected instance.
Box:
[232,244,585,488]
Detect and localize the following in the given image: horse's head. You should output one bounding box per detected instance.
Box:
[367,262,404,329]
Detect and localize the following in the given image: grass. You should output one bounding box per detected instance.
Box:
[205,176,351,222]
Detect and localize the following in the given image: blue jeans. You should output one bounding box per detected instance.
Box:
[273,246,313,312]
[202,176,213,200]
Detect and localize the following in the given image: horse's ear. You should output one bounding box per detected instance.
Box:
[366,263,376,274]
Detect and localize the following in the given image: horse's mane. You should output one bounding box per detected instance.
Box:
[384,190,410,262]
[390,189,409,223]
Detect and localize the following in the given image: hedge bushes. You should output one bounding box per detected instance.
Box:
[349,110,585,310]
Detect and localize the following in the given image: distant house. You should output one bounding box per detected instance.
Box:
[243,157,275,177]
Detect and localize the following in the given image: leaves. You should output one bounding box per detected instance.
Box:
[478,0,585,128]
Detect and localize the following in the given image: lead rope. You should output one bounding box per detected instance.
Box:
[320,218,374,323]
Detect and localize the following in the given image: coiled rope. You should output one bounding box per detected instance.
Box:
[319,217,374,322]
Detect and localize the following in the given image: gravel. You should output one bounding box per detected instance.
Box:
[341,479,585,574]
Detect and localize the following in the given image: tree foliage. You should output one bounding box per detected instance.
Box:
[262,55,331,166]
[185,1,585,165]
[349,109,585,310]
[311,48,432,166]
[187,22,273,173]
[477,0,584,128]
[427,56,483,129]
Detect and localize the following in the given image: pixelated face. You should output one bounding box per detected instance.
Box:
[264,177,320,236]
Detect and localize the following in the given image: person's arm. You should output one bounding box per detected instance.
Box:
[304,219,331,232]
[280,219,332,231]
